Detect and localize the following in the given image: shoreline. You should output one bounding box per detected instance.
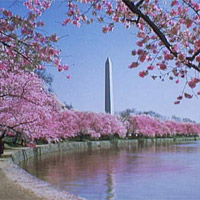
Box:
[0,167,45,200]
[0,137,199,200]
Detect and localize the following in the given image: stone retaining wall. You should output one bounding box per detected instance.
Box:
[12,137,199,165]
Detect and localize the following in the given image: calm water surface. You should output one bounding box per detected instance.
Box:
[21,140,200,200]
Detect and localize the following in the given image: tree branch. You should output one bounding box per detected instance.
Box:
[182,0,200,16]
[187,49,200,61]
[126,16,140,24]
[122,0,200,72]
[0,41,34,65]
[0,130,6,140]
[122,0,174,54]
[136,0,145,7]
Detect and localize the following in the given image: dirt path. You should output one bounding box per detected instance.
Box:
[0,168,44,200]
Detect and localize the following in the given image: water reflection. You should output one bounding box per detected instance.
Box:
[21,140,200,200]
[106,167,116,200]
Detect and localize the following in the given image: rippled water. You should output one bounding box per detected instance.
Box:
[21,140,200,200]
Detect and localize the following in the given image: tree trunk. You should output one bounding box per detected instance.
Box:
[0,139,4,155]
[0,131,6,155]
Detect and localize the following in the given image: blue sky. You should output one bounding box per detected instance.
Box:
[2,1,200,122]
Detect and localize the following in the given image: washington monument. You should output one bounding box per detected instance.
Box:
[105,57,114,115]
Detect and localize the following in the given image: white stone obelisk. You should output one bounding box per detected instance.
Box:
[105,57,114,115]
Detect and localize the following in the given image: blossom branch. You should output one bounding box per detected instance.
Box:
[122,0,200,72]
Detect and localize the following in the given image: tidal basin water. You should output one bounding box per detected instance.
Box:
[21,140,200,200]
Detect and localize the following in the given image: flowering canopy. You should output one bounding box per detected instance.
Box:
[75,111,127,138]
[0,67,127,142]
[1,68,200,143]
[126,115,200,137]
[0,68,61,143]
[1,0,200,100]
[0,8,69,74]
[25,0,200,101]
[1,0,200,144]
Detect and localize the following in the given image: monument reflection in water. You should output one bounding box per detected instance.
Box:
[21,140,200,200]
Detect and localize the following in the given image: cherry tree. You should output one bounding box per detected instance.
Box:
[126,115,171,137]
[126,114,200,137]
[0,2,71,146]
[24,0,200,102]
[0,67,127,144]
[52,110,81,139]
[1,66,200,144]
[53,111,127,140]
[0,7,70,75]
[1,0,200,102]
[0,68,62,144]
[76,111,126,138]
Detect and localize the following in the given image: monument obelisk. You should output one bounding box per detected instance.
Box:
[105,57,114,115]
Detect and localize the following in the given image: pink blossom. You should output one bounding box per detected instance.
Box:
[58,65,63,72]
[137,31,146,38]
[196,55,200,63]
[137,49,144,55]
[131,50,137,56]
[0,63,4,70]
[171,0,179,6]
[147,65,155,70]
[66,74,71,79]
[128,62,139,69]
[177,96,183,100]
[185,18,193,28]
[102,26,109,33]
[178,53,186,61]
[184,93,193,99]
[63,65,69,71]
[171,44,179,52]
[159,63,167,70]
[62,18,71,26]
[194,40,200,48]
[136,40,144,47]
[139,53,147,62]
[139,71,148,78]
[188,78,200,89]
[72,20,81,28]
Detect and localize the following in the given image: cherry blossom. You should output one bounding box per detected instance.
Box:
[126,115,200,137]
[0,8,68,73]
[0,68,61,143]
[1,0,200,146]
[32,0,199,101]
